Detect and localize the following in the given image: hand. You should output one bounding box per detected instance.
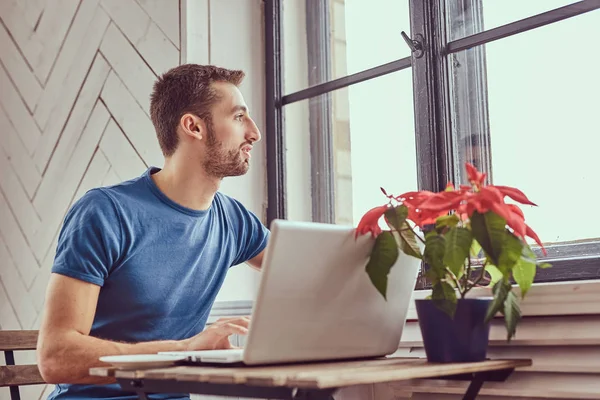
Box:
[183,317,250,351]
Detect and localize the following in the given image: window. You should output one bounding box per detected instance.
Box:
[265,0,600,285]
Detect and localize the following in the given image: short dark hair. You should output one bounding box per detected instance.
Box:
[150,64,245,156]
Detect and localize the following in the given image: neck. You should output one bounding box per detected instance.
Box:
[151,156,221,211]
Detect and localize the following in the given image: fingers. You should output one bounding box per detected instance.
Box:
[214,316,251,330]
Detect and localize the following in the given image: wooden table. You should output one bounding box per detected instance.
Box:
[90,357,531,400]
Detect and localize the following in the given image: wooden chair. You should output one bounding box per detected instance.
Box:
[0,330,45,400]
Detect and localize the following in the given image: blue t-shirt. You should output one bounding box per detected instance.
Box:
[48,167,269,400]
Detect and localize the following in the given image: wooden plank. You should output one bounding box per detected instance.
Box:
[99,23,156,116]
[136,0,180,49]
[33,54,111,213]
[287,359,531,389]
[0,241,37,330]
[73,149,111,203]
[28,263,51,314]
[0,0,43,67]
[0,193,39,286]
[0,108,41,199]
[100,71,164,168]
[0,64,41,155]
[98,119,147,182]
[0,330,38,351]
[34,5,109,173]
[32,0,100,129]
[400,315,600,347]
[100,0,178,74]
[100,167,122,187]
[17,0,45,29]
[0,365,44,387]
[31,0,80,84]
[390,371,600,399]
[0,150,40,242]
[405,345,600,374]
[32,102,111,262]
[136,21,179,76]
[105,358,531,390]
[34,8,109,171]
[0,23,42,111]
[100,0,150,44]
[407,280,600,320]
[0,284,21,330]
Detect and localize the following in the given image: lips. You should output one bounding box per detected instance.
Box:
[241,144,253,158]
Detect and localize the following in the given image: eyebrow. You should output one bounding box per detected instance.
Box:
[231,105,248,114]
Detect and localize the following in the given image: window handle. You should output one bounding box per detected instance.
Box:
[401,31,424,58]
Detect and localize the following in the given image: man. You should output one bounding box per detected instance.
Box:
[37,65,269,399]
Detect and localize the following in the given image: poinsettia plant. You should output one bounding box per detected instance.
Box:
[355,163,551,340]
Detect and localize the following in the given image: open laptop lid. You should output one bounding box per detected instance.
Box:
[242,219,421,365]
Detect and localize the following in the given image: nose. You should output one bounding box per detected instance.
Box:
[246,117,261,143]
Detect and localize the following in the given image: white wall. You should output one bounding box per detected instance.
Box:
[0,1,182,398]
[183,0,267,302]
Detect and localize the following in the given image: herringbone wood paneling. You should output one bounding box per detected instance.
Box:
[0,1,181,398]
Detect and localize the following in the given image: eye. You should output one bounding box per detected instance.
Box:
[235,114,244,121]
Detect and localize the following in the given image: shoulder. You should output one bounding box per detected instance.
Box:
[66,188,120,225]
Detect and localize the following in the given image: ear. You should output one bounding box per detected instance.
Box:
[179,113,205,140]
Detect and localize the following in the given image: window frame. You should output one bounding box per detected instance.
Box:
[264,0,600,285]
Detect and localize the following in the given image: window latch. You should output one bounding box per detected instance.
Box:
[401,31,424,58]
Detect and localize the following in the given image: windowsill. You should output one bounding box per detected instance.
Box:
[406,279,600,320]
[209,280,600,324]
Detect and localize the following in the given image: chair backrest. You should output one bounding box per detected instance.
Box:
[0,330,45,400]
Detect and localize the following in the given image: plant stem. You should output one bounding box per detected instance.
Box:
[472,260,489,287]
[445,267,464,297]
[404,223,426,245]
[464,256,472,296]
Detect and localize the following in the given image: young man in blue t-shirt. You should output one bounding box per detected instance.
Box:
[37,65,270,399]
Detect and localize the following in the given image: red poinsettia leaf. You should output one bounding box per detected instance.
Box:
[494,185,537,206]
[507,204,524,219]
[418,191,465,213]
[356,205,388,238]
[465,163,487,186]
[479,186,504,205]
[526,224,547,255]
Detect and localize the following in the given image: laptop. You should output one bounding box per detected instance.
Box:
[160,219,421,366]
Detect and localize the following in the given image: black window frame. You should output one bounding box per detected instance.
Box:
[264,0,600,287]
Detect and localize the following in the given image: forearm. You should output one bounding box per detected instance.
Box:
[38,330,189,385]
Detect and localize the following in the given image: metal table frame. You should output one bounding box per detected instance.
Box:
[117,367,515,400]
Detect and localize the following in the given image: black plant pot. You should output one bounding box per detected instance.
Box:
[415,298,492,363]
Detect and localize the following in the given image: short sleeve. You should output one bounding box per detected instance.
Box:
[52,189,122,287]
[224,195,270,266]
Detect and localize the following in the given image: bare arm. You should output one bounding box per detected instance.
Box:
[37,273,249,385]
[246,248,266,271]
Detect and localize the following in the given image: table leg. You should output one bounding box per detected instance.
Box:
[293,389,336,400]
[462,377,484,400]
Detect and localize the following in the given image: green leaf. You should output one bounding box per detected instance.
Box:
[424,233,446,277]
[485,279,511,323]
[538,262,552,269]
[385,205,408,232]
[485,264,503,286]
[470,211,506,266]
[435,214,460,231]
[504,291,522,341]
[432,281,457,318]
[394,222,423,259]
[470,239,483,258]
[443,227,473,277]
[365,232,399,300]
[512,250,536,298]
[497,231,524,273]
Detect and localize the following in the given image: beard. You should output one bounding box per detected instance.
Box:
[202,118,250,178]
